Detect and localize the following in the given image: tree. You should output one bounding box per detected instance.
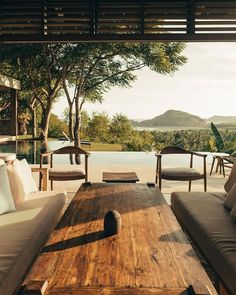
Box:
[109,114,133,145]
[62,42,187,147]
[1,42,186,144]
[210,122,225,152]
[0,44,73,140]
[48,113,68,138]
[87,112,110,142]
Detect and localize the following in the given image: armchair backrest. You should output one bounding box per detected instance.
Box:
[160,146,192,155]
[52,146,89,155]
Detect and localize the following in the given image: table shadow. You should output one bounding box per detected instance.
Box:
[42,230,105,252]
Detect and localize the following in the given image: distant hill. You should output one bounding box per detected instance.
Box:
[207,115,236,124]
[136,110,207,128]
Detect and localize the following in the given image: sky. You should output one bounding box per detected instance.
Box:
[53,43,236,120]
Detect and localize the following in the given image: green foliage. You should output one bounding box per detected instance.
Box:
[109,114,133,145]
[48,114,68,138]
[87,112,110,143]
[210,122,225,152]
[0,42,187,142]
[152,128,236,153]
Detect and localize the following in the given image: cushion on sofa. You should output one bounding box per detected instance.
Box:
[0,190,67,295]
[224,161,236,193]
[171,191,236,295]
[6,159,26,203]
[0,159,4,166]
[0,153,16,162]
[230,204,236,220]
[0,165,15,214]
[19,159,38,194]
[224,182,236,210]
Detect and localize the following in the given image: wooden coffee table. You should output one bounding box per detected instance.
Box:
[24,183,217,295]
[102,171,139,183]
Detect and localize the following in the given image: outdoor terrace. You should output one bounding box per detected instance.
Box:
[30,152,227,204]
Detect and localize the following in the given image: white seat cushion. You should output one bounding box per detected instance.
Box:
[0,159,4,166]
[0,191,67,295]
[49,167,85,178]
[6,159,26,204]
[0,153,16,162]
[19,159,38,194]
[0,165,15,214]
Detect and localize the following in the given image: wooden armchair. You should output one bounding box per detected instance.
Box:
[155,146,207,191]
[40,146,90,190]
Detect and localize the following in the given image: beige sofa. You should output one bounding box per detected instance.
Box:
[0,159,66,295]
[171,164,236,295]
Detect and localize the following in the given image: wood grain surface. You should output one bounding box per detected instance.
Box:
[102,172,139,183]
[24,183,217,295]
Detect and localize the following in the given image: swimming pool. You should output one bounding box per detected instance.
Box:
[0,140,213,168]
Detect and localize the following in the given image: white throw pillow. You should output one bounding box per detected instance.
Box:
[19,159,38,194]
[224,182,236,210]
[0,164,15,214]
[0,159,4,166]
[6,159,26,204]
[230,204,236,220]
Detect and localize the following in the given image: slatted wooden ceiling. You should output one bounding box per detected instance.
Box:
[1,0,236,42]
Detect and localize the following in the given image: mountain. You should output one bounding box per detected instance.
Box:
[137,110,207,127]
[207,115,236,124]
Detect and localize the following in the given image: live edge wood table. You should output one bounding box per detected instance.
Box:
[23,183,217,295]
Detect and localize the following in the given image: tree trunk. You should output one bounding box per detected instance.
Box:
[62,77,74,141]
[74,95,81,164]
[40,100,52,140]
[68,103,74,141]
[74,96,80,147]
[32,108,37,138]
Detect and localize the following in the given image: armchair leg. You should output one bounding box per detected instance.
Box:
[188,181,192,192]
[204,177,207,192]
[39,173,42,191]
[159,178,162,190]
[51,180,53,190]
[210,157,215,176]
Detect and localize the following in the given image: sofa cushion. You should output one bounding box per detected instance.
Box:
[171,191,236,295]
[224,161,236,193]
[19,159,38,194]
[0,159,4,166]
[0,165,15,215]
[0,190,67,295]
[224,183,236,210]
[0,153,16,162]
[231,205,236,220]
[6,159,26,204]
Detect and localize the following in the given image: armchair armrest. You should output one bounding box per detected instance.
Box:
[40,151,53,158]
[191,151,207,158]
[31,167,48,191]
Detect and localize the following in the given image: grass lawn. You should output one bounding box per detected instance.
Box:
[82,142,122,151]
[16,136,122,151]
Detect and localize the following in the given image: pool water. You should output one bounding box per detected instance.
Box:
[0,140,214,168]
